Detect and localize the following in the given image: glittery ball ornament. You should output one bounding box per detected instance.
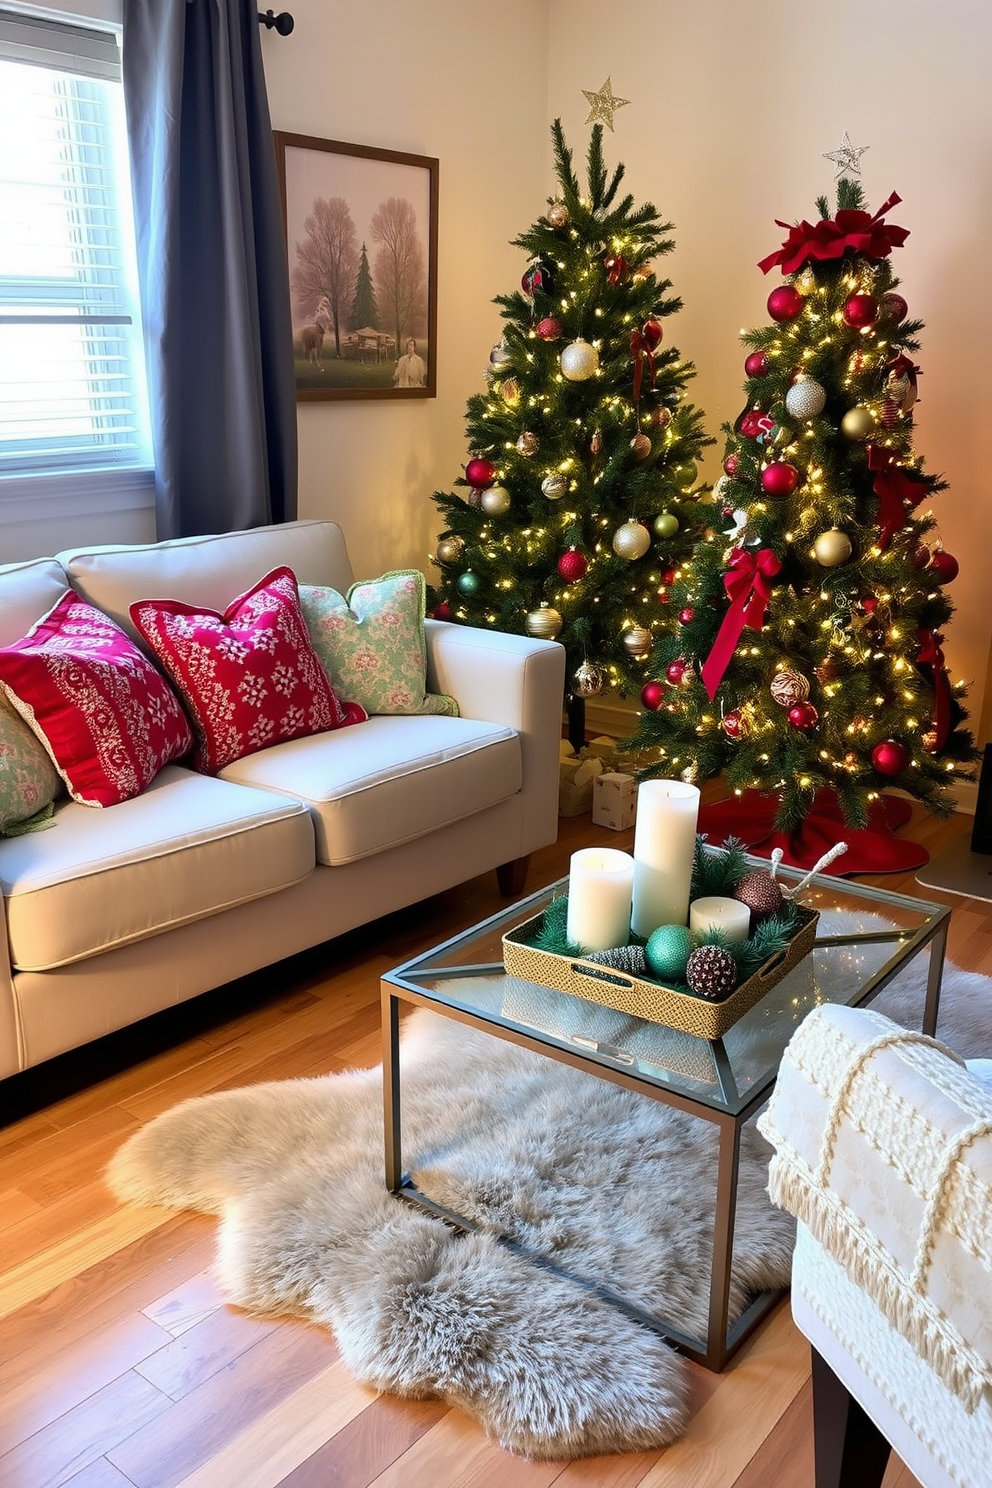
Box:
[653,512,679,539]
[880,291,908,323]
[516,431,539,456]
[732,869,785,923]
[787,701,819,730]
[630,432,652,461]
[536,317,562,341]
[649,406,672,428]
[685,944,739,1000]
[456,571,481,597]
[795,267,817,295]
[871,739,910,776]
[767,285,803,322]
[557,548,588,583]
[573,662,604,697]
[813,528,853,567]
[645,924,696,982]
[842,293,878,329]
[841,406,876,441]
[623,625,652,659]
[640,680,665,711]
[546,201,569,229]
[465,457,496,488]
[770,669,810,708]
[678,608,695,625]
[612,520,651,560]
[723,454,739,477]
[480,485,511,515]
[540,473,568,500]
[435,535,465,564]
[785,376,827,421]
[525,603,563,640]
[560,338,599,381]
[744,351,770,378]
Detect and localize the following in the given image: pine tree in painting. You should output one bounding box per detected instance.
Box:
[350,242,379,333]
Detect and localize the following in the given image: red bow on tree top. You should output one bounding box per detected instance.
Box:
[758,192,910,276]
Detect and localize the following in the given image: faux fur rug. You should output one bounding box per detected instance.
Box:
[107,911,991,1460]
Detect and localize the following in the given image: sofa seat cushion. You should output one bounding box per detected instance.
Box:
[220,714,522,866]
[0,765,315,971]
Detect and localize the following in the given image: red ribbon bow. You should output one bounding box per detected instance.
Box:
[630,319,663,403]
[916,629,951,751]
[701,547,783,701]
[866,445,928,551]
[758,192,910,276]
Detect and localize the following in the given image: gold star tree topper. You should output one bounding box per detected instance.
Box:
[582,77,630,131]
[823,131,869,180]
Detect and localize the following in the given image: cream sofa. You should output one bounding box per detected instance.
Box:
[0,520,565,1080]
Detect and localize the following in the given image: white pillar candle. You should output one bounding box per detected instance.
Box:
[630,779,700,937]
[565,847,635,953]
[689,895,751,945]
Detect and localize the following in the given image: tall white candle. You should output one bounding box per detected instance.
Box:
[630,780,700,937]
[566,847,635,953]
[689,895,751,945]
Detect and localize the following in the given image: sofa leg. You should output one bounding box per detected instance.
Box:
[811,1348,891,1488]
[496,855,531,897]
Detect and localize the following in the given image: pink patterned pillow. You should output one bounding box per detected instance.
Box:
[0,592,193,808]
[130,566,366,774]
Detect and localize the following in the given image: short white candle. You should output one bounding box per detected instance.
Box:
[689,895,751,945]
[630,780,700,937]
[566,847,635,953]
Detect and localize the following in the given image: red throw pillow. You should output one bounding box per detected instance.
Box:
[0,592,193,808]
[130,566,366,773]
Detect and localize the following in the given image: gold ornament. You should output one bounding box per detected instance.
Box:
[813,528,853,567]
[480,485,511,515]
[681,763,699,784]
[622,624,652,659]
[516,431,539,456]
[581,76,631,132]
[525,603,563,640]
[630,432,652,461]
[540,473,568,500]
[590,427,603,457]
[573,661,604,697]
[841,405,876,441]
[435,535,465,564]
[814,657,843,684]
[770,669,811,708]
[500,378,520,407]
[795,266,817,295]
[679,664,698,690]
[560,338,600,381]
[546,202,570,229]
[922,728,938,753]
[612,520,651,560]
[632,264,654,285]
[649,406,672,428]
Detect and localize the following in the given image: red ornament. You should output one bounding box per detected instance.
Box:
[723,454,739,477]
[666,658,689,685]
[640,680,666,711]
[679,608,695,625]
[744,351,770,378]
[722,710,745,738]
[536,317,562,341]
[761,461,799,498]
[861,595,878,613]
[767,286,803,323]
[521,259,554,298]
[910,545,932,571]
[871,740,910,776]
[843,293,879,329]
[557,548,589,583]
[640,318,663,350]
[787,701,819,731]
[433,601,453,621]
[737,407,776,440]
[881,292,909,323]
[604,253,630,284]
[928,550,959,583]
[465,457,497,488]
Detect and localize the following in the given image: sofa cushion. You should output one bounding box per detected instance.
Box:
[220,714,522,865]
[0,693,61,836]
[0,558,70,646]
[0,765,316,971]
[130,567,366,774]
[0,592,193,807]
[299,571,458,717]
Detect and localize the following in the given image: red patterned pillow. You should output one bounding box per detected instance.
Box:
[130,566,366,774]
[0,592,193,808]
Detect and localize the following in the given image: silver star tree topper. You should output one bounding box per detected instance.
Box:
[823,131,869,181]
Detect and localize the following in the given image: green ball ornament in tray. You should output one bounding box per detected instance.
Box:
[502,837,843,1040]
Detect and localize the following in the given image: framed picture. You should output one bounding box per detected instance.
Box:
[273,132,438,401]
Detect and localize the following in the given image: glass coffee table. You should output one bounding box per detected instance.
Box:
[381,858,950,1370]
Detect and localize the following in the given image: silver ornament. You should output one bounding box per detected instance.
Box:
[480,485,511,515]
[622,624,652,659]
[540,473,569,500]
[785,376,827,421]
[612,520,651,560]
[547,202,570,229]
[489,341,512,369]
[525,603,563,639]
[435,535,465,564]
[560,338,599,381]
[573,661,604,697]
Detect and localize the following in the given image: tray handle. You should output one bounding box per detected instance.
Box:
[755,946,789,983]
[571,962,638,993]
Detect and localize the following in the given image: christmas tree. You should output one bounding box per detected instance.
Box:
[624,156,975,832]
[428,120,712,738]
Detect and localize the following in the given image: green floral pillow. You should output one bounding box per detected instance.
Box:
[0,692,60,835]
[299,571,459,718]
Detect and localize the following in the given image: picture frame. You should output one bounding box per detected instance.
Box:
[273,132,438,401]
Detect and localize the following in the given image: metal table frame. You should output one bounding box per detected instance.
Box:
[381,865,950,1371]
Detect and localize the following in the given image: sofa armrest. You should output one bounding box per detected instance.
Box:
[425,621,565,858]
[0,892,21,1078]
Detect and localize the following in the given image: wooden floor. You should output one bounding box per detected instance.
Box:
[2,786,989,1488]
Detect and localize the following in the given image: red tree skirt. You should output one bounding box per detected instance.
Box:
[697,787,929,876]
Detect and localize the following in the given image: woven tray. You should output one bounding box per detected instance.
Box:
[502,904,820,1041]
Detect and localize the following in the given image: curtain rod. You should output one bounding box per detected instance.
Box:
[258,9,294,35]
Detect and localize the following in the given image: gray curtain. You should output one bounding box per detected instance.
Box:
[122,0,297,538]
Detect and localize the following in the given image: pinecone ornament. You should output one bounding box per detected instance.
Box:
[685,944,739,1000]
[586,945,647,975]
[732,869,785,923]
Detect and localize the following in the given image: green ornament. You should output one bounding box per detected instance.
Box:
[676,461,698,487]
[456,571,481,597]
[645,923,696,982]
[653,512,679,539]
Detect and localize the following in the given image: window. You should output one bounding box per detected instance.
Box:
[0,7,152,486]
